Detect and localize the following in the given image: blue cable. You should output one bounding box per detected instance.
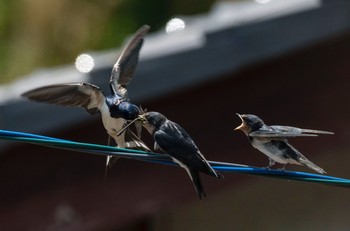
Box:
[0,130,64,141]
[1,129,349,187]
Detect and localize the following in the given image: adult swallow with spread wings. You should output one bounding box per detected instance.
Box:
[137,111,223,199]
[22,25,151,166]
[235,113,334,174]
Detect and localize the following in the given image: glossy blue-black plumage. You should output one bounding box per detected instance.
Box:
[144,111,223,199]
[105,95,140,120]
[154,122,212,175]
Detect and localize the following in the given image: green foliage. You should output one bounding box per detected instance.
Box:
[0,0,215,84]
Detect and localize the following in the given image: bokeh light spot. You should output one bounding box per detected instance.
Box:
[255,0,271,4]
[165,18,186,34]
[75,54,94,73]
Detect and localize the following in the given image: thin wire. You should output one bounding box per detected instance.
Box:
[1,129,350,187]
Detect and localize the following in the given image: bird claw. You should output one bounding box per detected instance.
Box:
[264,166,272,171]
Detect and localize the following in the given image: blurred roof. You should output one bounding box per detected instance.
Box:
[1,0,350,148]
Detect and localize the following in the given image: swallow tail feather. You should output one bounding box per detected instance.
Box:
[189,169,207,200]
[298,158,326,174]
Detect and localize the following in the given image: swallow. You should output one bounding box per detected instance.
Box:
[22,25,151,166]
[234,113,334,174]
[137,111,223,199]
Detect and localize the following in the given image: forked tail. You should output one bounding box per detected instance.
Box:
[189,169,207,199]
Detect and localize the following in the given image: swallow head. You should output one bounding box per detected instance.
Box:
[106,95,140,120]
[235,113,264,135]
[139,111,167,134]
[118,102,141,120]
[116,110,165,136]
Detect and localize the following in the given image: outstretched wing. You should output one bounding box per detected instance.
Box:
[110,25,150,98]
[250,125,334,138]
[22,82,105,114]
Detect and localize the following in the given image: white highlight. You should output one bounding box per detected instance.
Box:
[165,18,186,34]
[75,54,94,73]
[255,0,271,4]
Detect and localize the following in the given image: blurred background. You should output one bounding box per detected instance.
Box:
[0,0,214,84]
[1,0,350,230]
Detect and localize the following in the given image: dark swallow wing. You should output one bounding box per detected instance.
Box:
[154,121,222,178]
[153,121,198,158]
[110,25,150,98]
[249,125,334,138]
[270,140,326,174]
[22,82,105,114]
[271,126,334,135]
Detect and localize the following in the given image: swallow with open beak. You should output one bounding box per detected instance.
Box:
[234,113,334,174]
[135,111,223,199]
[22,25,151,166]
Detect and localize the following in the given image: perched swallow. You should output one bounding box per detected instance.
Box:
[235,113,334,174]
[138,111,223,199]
[22,25,151,166]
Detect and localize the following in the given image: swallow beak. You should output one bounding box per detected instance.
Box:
[114,99,122,106]
[234,123,245,131]
[235,113,243,121]
[234,113,246,131]
[138,113,155,134]
[138,114,148,124]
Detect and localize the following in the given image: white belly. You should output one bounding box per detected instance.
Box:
[100,103,126,146]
